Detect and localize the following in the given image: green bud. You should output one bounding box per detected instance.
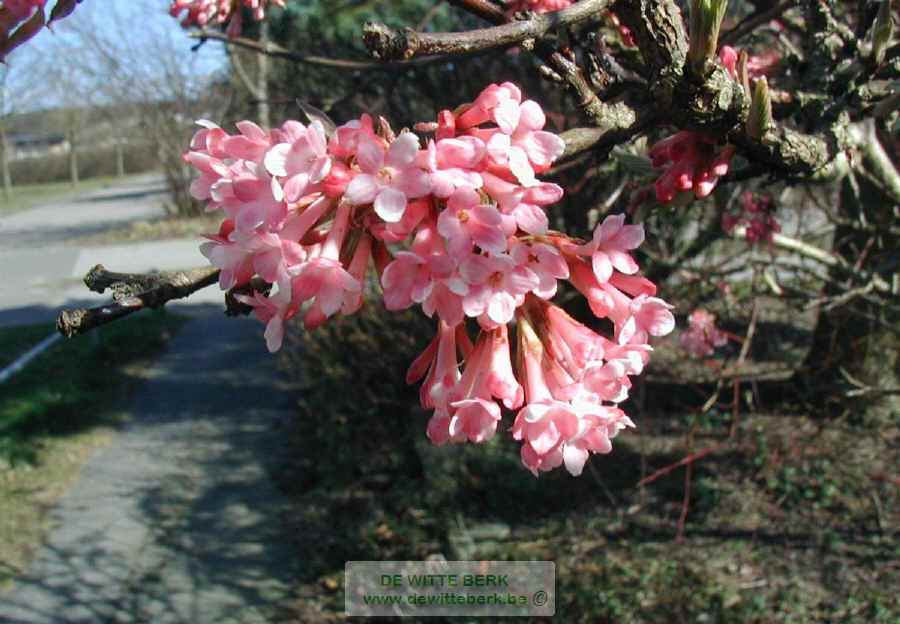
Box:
[872,0,894,66]
[737,49,751,97]
[689,0,730,70]
[747,77,772,140]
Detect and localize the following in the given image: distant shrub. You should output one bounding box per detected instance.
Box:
[8,142,157,185]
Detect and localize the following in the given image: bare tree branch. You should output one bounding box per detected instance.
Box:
[363,0,609,61]
[57,266,220,338]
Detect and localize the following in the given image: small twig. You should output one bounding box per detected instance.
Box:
[189,30,450,70]
[446,0,505,24]
[720,0,797,46]
[637,444,721,487]
[57,266,220,338]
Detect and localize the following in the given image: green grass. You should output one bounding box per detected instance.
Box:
[0,324,57,369]
[0,175,134,216]
[0,311,186,465]
[0,311,185,586]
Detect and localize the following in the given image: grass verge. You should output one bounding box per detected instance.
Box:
[0,311,185,587]
[0,175,135,216]
[71,213,222,246]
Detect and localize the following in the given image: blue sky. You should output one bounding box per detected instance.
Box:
[6,0,227,108]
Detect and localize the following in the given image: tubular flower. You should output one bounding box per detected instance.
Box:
[504,0,572,17]
[183,82,674,475]
[0,0,49,60]
[169,0,285,36]
[648,131,736,203]
[722,191,781,244]
[680,308,728,357]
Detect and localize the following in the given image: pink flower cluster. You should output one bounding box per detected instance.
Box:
[680,309,728,358]
[169,0,284,37]
[0,0,45,60]
[184,82,674,477]
[722,191,780,243]
[648,132,736,203]
[718,45,780,79]
[643,47,753,204]
[504,0,572,16]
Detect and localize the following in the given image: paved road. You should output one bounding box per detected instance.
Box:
[0,311,300,623]
[0,175,221,327]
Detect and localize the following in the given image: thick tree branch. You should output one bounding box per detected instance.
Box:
[57,266,220,338]
[363,0,609,61]
[611,0,687,81]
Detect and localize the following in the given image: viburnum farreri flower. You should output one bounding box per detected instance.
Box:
[169,0,285,36]
[183,82,674,476]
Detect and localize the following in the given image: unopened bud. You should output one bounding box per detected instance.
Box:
[49,0,82,27]
[689,0,729,70]
[747,77,772,140]
[0,8,45,61]
[872,0,894,66]
[736,49,750,96]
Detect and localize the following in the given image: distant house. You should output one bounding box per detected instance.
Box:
[6,132,70,161]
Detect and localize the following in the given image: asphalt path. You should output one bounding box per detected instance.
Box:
[0,175,221,327]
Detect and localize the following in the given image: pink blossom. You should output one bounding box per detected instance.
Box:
[183,80,677,478]
[3,0,45,21]
[344,133,431,223]
[0,0,48,61]
[199,219,254,290]
[460,253,539,327]
[649,131,735,203]
[234,288,294,353]
[328,114,377,160]
[509,240,569,299]
[264,120,331,202]
[291,202,361,324]
[457,82,523,134]
[481,172,562,235]
[504,0,573,17]
[473,100,566,186]
[169,0,284,36]
[573,213,645,283]
[416,138,484,198]
[445,333,504,443]
[723,191,781,243]
[437,187,507,256]
[680,308,729,357]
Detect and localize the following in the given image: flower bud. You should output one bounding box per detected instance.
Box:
[49,0,82,27]
[323,161,352,198]
[747,77,771,140]
[689,0,729,71]
[736,49,751,96]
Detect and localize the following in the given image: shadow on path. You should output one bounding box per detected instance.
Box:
[0,310,301,623]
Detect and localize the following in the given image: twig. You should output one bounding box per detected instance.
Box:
[636,444,721,487]
[57,266,220,338]
[731,226,892,293]
[363,0,609,61]
[720,0,797,46]
[446,0,505,24]
[189,30,450,70]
